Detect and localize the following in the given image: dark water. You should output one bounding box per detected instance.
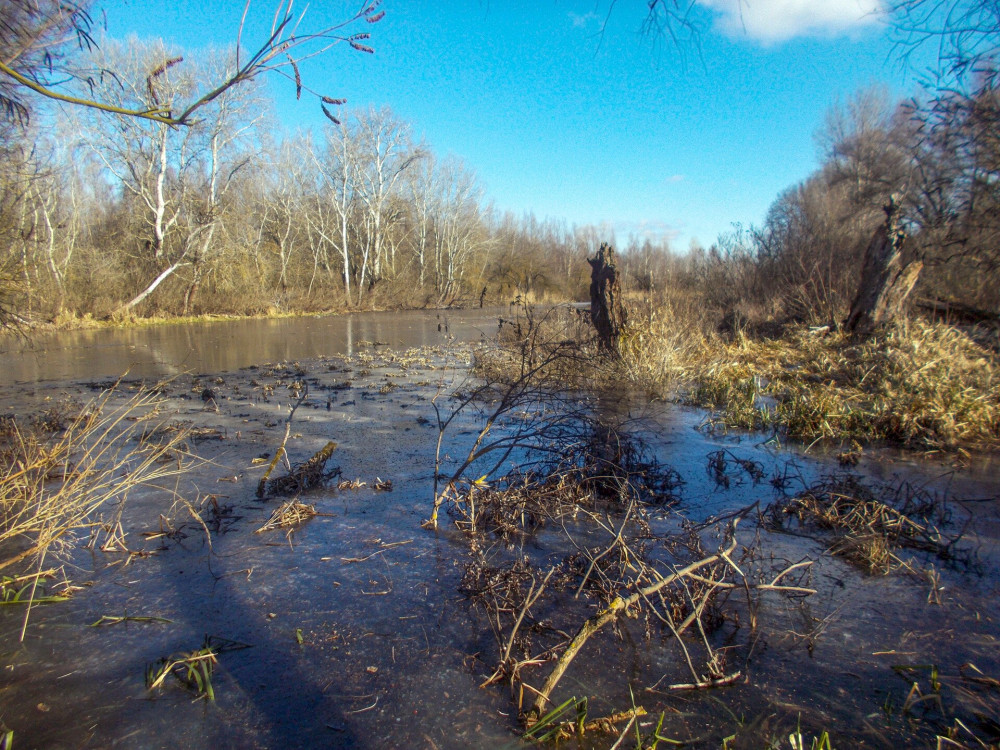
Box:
[0,308,501,386]
[0,312,998,749]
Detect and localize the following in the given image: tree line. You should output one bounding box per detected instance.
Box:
[2,1,997,327]
[0,34,649,321]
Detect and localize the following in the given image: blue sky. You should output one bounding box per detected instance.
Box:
[100,1,935,250]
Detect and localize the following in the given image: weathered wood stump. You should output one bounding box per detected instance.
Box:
[588,243,627,355]
[844,196,923,336]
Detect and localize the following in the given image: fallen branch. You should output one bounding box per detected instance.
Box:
[527,530,740,722]
[340,540,413,563]
[666,670,743,691]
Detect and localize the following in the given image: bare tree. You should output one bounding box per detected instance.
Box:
[315,119,360,300]
[272,138,310,294]
[0,0,94,123]
[879,2,1000,306]
[80,39,265,314]
[640,0,704,52]
[353,106,423,303]
[908,82,1000,307]
[888,0,1000,90]
[404,149,438,289]
[431,156,488,304]
[0,0,386,126]
[0,120,44,326]
[179,52,268,314]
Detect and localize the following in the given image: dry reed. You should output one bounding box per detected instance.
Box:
[255,499,319,533]
[620,307,999,450]
[0,387,191,574]
[768,475,963,574]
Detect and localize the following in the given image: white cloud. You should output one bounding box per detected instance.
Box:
[568,11,601,30]
[696,0,885,43]
[610,219,681,247]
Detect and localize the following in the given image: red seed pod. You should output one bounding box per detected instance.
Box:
[321,104,341,125]
[288,55,301,100]
[322,97,347,105]
[366,11,385,23]
[150,56,183,79]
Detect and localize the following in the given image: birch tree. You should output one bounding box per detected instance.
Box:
[316,120,359,300]
[81,39,264,314]
[405,150,438,288]
[432,157,487,303]
[353,107,423,304]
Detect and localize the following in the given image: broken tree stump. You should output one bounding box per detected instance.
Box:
[844,196,923,336]
[588,243,628,355]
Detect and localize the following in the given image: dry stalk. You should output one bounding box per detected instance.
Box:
[770,475,965,574]
[502,567,555,665]
[256,384,310,497]
[574,499,637,598]
[0,387,193,575]
[523,519,816,723]
[426,307,599,530]
[541,706,648,744]
[255,499,320,533]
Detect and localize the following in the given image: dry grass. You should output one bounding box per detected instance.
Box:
[621,305,999,450]
[255,499,319,533]
[765,321,998,449]
[473,303,596,389]
[767,475,965,574]
[614,294,717,395]
[0,388,191,574]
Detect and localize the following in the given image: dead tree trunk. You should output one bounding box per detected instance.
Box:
[844,196,923,336]
[588,243,627,355]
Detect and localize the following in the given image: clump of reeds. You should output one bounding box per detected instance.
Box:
[146,646,218,699]
[768,475,964,574]
[472,303,596,390]
[440,415,681,537]
[456,469,589,539]
[255,499,318,533]
[614,294,717,395]
[259,440,339,497]
[624,308,999,450]
[1,570,71,605]
[763,320,999,449]
[0,388,191,574]
[145,635,249,700]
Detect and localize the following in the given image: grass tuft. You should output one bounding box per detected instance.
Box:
[767,475,966,574]
[0,387,192,574]
[619,311,999,451]
[255,499,319,533]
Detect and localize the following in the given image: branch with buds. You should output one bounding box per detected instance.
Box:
[0,0,385,126]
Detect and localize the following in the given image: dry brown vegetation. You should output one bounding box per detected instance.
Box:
[0,388,191,575]
[439,316,998,746]
[453,436,814,738]
[766,474,969,574]
[430,317,822,742]
[617,310,1000,452]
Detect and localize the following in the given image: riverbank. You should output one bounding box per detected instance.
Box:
[10,301,489,334]
[14,297,998,455]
